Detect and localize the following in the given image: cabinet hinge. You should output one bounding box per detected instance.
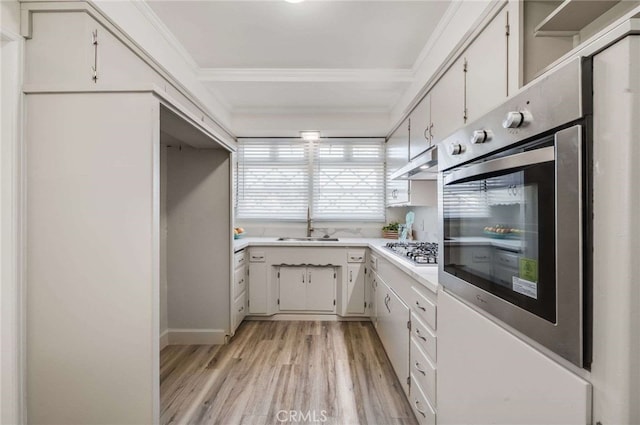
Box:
[506,23,510,37]
[364,301,367,309]
[277,271,280,278]
[277,298,280,305]
[463,58,468,73]
[334,272,336,279]
[407,376,411,386]
[407,320,411,330]
[364,267,367,275]
[247,268,250,276]
[333,299,336,306]
[247,300,250,307]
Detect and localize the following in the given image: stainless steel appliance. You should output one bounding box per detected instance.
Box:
[438,57,592,368]
[384,242,438,266]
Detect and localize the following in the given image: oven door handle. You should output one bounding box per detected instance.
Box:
[444,146,555,186]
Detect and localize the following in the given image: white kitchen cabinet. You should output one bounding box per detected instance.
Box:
[279,267,307,311]
[278,266,336,312]
[386,118,410,205]
[464,6,510,124]
[248,250,268,314]
[231,248,248,334]
[346,264,366,314]
[409,94,433,160]
[376,278,411,396]
[437,290,591,425]
[430,57,465,145]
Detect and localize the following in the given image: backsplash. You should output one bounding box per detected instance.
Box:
[236,207,431,239]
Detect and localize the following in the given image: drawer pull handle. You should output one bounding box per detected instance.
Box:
[349,270,353,282]
[415,329,427,342]
[239,279,244,285]
[414,362,427,375]
[416,301,426,311]
[414,400,426,417]
[239,306,244,312]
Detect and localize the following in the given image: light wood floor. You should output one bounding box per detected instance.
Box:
[160,321,418,425]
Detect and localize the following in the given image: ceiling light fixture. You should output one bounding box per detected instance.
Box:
[300,131,320,141]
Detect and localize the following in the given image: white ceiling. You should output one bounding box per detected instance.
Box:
[146,0,453,136]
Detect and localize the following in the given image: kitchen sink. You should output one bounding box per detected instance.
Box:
[277,237,339,241]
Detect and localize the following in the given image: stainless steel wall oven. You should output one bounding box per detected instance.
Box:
[438,58,592,368]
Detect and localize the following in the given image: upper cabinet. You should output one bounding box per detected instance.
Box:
[386,118,410,205]
[409,94,432,160]
[464,6,511,124]
[430,56,466,146]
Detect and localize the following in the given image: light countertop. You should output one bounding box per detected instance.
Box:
[233,237,439,292]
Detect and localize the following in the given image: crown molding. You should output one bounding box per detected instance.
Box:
[232,106,391,115]
[198,68,414,83]
[131,0,200,71]
[410,0,464,74]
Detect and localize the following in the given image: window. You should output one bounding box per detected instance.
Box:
[236,138,385,221]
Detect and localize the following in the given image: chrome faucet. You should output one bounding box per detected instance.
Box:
[306,206,314,237]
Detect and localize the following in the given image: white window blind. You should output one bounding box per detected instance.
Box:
[443,180,490,219]
[312,139,385,221]
[236,138,385,221]
[236,139,310,220]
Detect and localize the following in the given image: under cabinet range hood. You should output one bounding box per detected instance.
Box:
[390,145,438,180]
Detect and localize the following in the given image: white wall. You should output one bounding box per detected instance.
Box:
[1,2,23,423]
[166,145,230,343]
[159,143,168,344]
[408,206,439,242]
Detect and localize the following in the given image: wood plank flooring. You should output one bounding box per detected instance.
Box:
[160,321,418,425]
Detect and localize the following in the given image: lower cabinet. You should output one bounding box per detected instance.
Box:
[376,278,411,396]
[248,262,268,314]
[346,263,366,314]
[278,266,336,312]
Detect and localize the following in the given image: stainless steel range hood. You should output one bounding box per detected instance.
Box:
[390,145,438,180]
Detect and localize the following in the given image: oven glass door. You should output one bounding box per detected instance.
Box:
[443,140,556,323]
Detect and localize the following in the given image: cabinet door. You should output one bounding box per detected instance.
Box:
[386,118,410,205]
[369,272,378,323]
[346,264,366,314]
[248,263,268,314]
[430,56,465,145]
[409,94,432,160]
[279,267,307,311]
[306,267,336,312]
[376,281,411,396]
[465,7,509,123]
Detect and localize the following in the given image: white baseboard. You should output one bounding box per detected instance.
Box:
[245,314,371,322]
[159,329,169,350]
[167,328,227,345]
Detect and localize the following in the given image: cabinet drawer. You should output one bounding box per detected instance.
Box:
[411,338,436,406]
[234,266,247,298]
[234,250,246,269]
[347,250,366,263]
[494,250,520,269]
[369,253,378,271]
[249,250,266,262]
[232,292,247,332]
[411,313,436,362]
[412,287,437,330]
[410,376,436,425]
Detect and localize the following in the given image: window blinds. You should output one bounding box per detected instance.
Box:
[236,138,385,221]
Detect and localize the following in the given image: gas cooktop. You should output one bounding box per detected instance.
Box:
[384,241,438,266]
